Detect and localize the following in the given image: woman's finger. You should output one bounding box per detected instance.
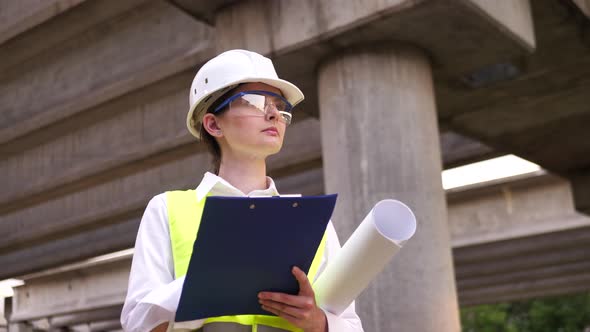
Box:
[258,291,313,309]
[259,299,307,319]
[292,266,314,297]
[261,304,301,326]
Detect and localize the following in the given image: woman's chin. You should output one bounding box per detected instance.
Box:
[257,139,283,155]
[258,134,282,145]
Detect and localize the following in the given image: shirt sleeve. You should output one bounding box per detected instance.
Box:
[315,221,365,332]
[120,194,183,332]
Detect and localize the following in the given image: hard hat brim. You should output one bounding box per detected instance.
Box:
[186,77,304,139]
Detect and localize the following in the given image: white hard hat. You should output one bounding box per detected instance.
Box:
[187,49,304,139]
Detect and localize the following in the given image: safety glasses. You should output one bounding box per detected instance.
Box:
[213,90,294,125]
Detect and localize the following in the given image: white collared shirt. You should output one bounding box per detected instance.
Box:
[121,172,364,332]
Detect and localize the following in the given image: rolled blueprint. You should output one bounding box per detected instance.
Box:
[313,199,417,315]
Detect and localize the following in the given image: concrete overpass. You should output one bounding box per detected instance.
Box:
[1,0,590,331]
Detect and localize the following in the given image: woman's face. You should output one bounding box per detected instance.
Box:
[212,82,289,159]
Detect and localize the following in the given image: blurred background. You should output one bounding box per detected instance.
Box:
[1,0,589,331]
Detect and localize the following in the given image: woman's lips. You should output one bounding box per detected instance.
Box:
[262,127,279,136]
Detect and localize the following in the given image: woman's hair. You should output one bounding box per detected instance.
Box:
[195,86,239,174]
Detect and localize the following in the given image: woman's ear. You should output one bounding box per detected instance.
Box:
[202,113,223,138]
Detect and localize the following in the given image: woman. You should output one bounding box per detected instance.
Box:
[121,49,364,332]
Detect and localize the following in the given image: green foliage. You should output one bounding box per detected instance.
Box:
[461,293,590,332]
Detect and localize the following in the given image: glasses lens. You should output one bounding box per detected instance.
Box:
[270,98,289,113]
[279,111,292,125]
[231,93,292,125]
[239,94,266,113]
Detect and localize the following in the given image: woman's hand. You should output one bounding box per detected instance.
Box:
[151,322,168,332]
[259,266,328,332]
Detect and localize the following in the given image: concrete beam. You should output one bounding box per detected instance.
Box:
[459,272,590,306]
[70,325,91,332]
[0,218,138,280]
[49,306,122,328]
[214,0,534,83]
[207,0,537,138]
[0,146,207,255]
[27,318,49,331]
[447,174,590,294]
[572,170,590,215]
[440,131,497,169]
[447,174,590,247]
[168,0,237,24]
[457,260,590,290]
[10,260,130,322]
[453,225,590,265]
[0,0,86,45]
[457,0,535,51]
[462,283,590,307]
[573,0,590,17]
[7,322,32,332]
[268,0,535,56]
[0,1,147,74]
[447,75,590,141]
[455,245,590,279]
[448,80,590,173]
[0,70,196,213]
[0,0,213,148]
[88,320,121,332]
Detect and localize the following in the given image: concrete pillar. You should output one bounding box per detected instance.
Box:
[318,45,461,331]
[7,323,31,332]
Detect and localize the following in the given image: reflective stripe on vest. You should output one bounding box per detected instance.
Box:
[194,322,291,331]
[166,190,327,332]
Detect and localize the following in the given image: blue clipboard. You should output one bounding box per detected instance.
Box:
[175,194,337,322]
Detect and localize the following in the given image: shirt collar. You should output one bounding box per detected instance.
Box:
[195,171,279,201]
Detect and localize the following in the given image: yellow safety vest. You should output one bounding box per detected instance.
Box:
[166,190,327,332]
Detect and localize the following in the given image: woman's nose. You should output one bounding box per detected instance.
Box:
[265,104,280,122]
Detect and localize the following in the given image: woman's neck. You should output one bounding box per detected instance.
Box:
[217,153,268,195]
